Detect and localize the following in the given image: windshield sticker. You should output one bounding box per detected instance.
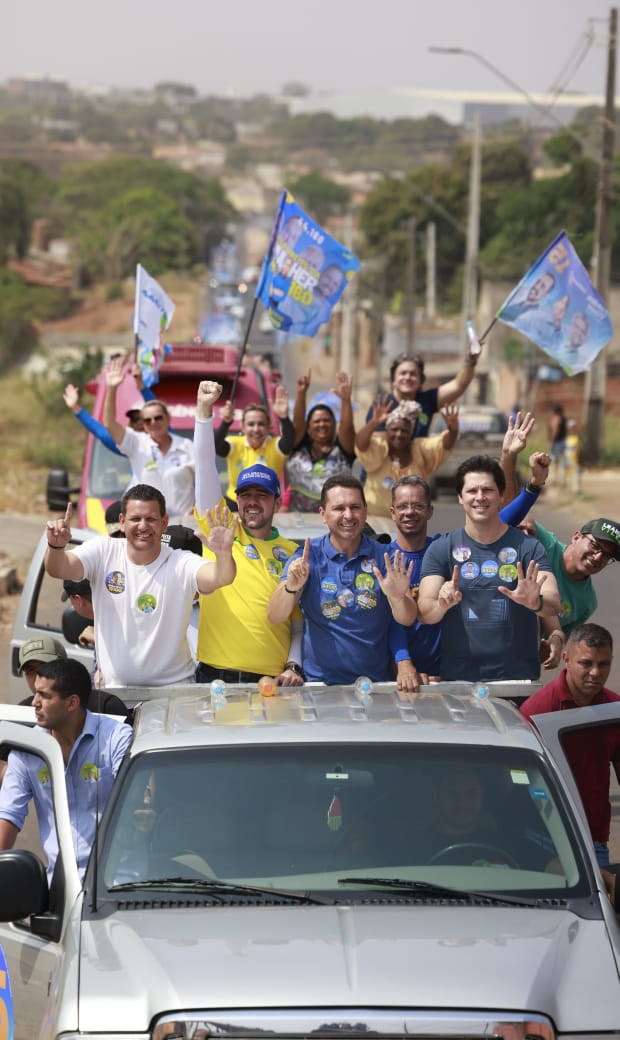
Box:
[510,769,530,784]
[530,787,548,800]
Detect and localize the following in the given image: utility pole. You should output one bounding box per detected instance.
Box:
[582,7,617,465]
[426,222,437,318]
[462,111,482,322]
[406,215,417,350]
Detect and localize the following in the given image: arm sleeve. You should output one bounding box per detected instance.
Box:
[194,417,224,514]
[277,415,295,456]
[499,485,540,526]
[75,408,122,456]
[141,387,156,403]
[0,752,33,830]
[389,621,411,664]
[110,723,133,775]
[288,616,304,663]
[213,421,232,457]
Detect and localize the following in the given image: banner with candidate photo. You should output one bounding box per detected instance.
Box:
[257,189,361,337]
[496,230,612,375]
[133,263,175,387]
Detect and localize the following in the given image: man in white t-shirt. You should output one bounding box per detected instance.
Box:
[44,485,235,687]
[103,356,195,521]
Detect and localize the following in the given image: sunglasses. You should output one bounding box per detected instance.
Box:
[143,414,166,425]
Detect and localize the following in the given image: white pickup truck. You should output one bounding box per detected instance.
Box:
[0,683,619,1040]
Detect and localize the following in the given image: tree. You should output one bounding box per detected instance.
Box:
[288,171,351,224]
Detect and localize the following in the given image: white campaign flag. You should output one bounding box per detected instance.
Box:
[133,263,175,352]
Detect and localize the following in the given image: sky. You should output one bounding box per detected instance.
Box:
[3,1,616,115]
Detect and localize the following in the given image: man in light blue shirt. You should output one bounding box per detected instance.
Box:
[0,658,132,881]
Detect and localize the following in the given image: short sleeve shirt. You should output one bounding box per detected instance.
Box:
[534,521,597,634]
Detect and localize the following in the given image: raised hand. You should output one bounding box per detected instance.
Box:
[105,355,126,388]
[47,502,73,548]
[502,411,536,457]
[369,394,396,426]
[286,537,311,592]
[296,369,311,394]
[438,565,462,613]
[498,559,543,611]
[332,371,352,402]
[202,503,235,555]
[63,384,80,412]
[374,549,413,600]
[274,384,290,419]
[197,380,223,419]
[529,451,550,487]
[441,403,459,432]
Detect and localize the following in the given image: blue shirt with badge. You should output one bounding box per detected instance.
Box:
[0,711,132,881]
[420,526,551,681]
[283,533,396,683]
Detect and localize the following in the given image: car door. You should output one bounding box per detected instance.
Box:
[0,721,82,1040]
[531,701,620,855]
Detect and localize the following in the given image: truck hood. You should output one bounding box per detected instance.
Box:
[78,904,619,1033]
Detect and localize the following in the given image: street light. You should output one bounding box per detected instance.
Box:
[428,46,594,157]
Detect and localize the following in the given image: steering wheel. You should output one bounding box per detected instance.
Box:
[427,842,519,868]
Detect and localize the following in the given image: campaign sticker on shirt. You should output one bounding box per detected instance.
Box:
[498,564,518,583]
[338,588,355,608]
[137,594,157,614]
[245,544,260,560]
[356,589,377,610]
[81,762,100,782]
[481,559,499,577]
[498,547,518,564]
[360,557,375,573]
[419,411,429,427]
[355,573,375,590]
[272,545,289,563]
[38,765,50,786]
[105,571,126,594]
[559,597,571,621]
[145,459,158,471]
[321,599,341,619]
[382,476,394,489]
[452,545,471,563]
[460,561,480,580]
[321,578,338,593]
[266,558,282,576]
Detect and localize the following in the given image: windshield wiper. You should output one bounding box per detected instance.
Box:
[337,876,539,907]
[110,877,330,904]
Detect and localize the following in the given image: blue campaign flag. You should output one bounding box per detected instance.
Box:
[496,230,612,376]
[256,189,361,338]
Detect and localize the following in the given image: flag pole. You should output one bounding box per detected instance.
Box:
[229,296,259,404]
[479,316,497,344]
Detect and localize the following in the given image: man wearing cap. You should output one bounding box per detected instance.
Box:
[193,381,304,686]
[103,356,195,522]
[0,657,132,881]
[15,636,128,719]
[44,484,236,688]
[519,515,620,637]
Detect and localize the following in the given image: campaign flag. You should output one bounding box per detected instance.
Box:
[257,189,361,338]
[496,230,612,375]
[133,264,175,387]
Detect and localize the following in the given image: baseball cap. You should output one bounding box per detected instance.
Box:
[18,636,67,672]
[162,525,203,556]
[126,400,144,418]
[105,500,123,537]
[61,578,92,602]
[580,518,620,560]
[235,464,281,497]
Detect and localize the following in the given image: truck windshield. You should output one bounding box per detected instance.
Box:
[99,743,588,900]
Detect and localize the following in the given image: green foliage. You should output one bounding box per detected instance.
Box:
[544,130,582,166]
[288,171,351,223]
[0,170,30,262]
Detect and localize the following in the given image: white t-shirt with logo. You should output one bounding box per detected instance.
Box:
[120,429,195,520]
[74,538,205,686]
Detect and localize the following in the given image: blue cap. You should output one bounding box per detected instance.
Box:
[235,464,281,497]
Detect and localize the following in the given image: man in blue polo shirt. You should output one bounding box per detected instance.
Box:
[268,473,416,684]
[0,657,132,881]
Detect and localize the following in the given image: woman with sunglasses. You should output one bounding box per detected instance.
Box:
[103,356,195,522]
[367,346,479,439]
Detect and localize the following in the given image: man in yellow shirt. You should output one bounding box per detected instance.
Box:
[194,381,304,686]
